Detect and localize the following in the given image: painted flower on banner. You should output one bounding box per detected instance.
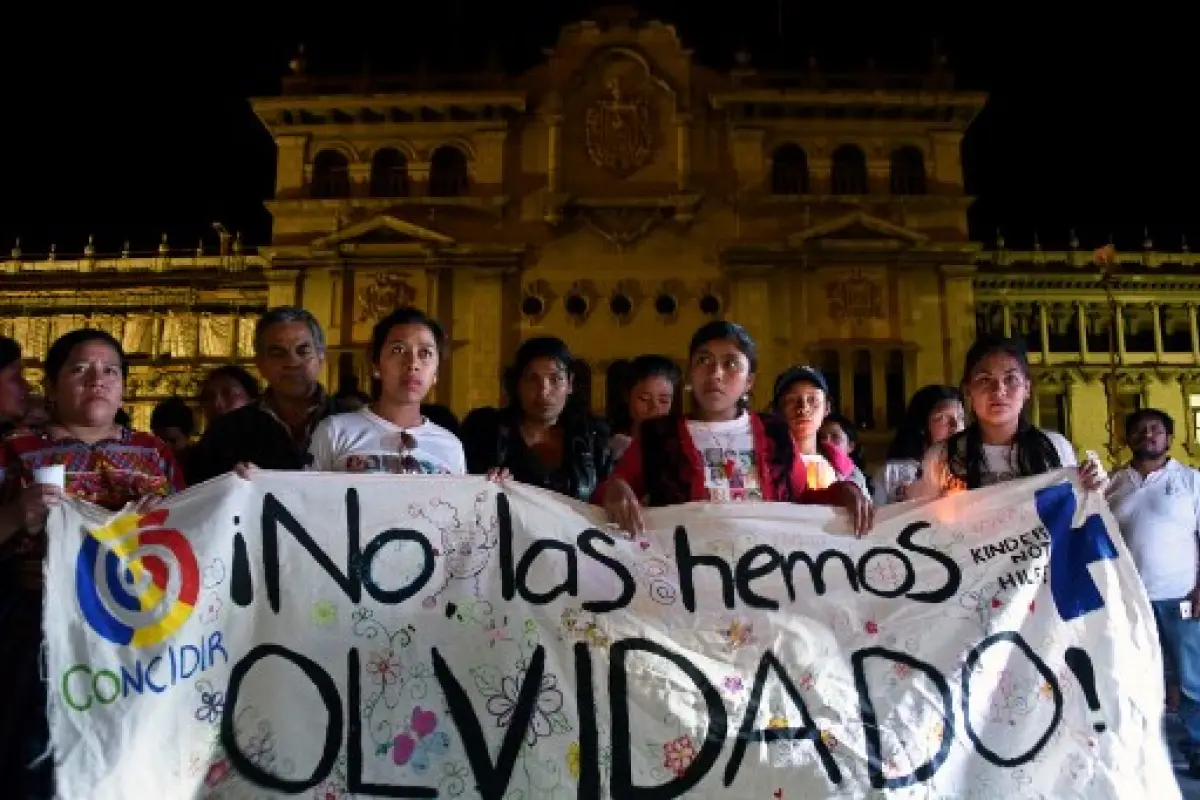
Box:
[567,741,582,779]
[366,649,403,686]
[199,594,222,625]
[194,686,224,725]
[393,706,451,773]
[662,735,697,777]
[312,599,338,627]
[482,667,569,746]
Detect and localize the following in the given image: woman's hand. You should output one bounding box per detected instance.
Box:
[234,462,258,480]
[603,478,644,537]
[486,468,512,483]
[830,481,874,537]
[1079,451,1109,493]
[17,483,64,533]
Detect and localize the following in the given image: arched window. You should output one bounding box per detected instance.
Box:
[428,146,469,197]
[889,146,926,195]
[312,150,350,198]
[370,148,409,197]
[770,144,809,195]
[830,144,868,195]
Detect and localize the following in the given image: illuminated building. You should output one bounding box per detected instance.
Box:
[3,9,1193,465]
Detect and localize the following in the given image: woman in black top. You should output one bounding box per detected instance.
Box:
[462,337,611,501]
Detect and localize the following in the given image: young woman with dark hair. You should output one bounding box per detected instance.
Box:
[817,412,870,494]
[308,307,465,475]
[462,336,612,501]
[908,336,1106,499]
[872,384,963,505]
[609,354,681,460]
[595,321,872,536]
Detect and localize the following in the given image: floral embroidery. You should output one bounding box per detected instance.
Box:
[483,668,567,746]
[312,600,338,627]
[662,735,697,777]
[366,649,403,686]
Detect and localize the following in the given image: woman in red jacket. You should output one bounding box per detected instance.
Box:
[594,321,872,536]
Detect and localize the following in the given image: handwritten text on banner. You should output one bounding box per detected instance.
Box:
[45,471,1177,798]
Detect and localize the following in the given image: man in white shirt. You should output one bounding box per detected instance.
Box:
[1107,408,1200,775]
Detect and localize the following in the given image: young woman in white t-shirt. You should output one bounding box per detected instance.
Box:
[307,307,465,475]
[871,384,963,506]
[908,335,1106,499]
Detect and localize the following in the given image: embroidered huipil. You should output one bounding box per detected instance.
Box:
[0,426,185,592]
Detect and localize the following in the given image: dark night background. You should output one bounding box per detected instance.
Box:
[0,4,1192,256]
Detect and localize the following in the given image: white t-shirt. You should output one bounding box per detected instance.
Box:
[685,413,762,503]
[1107,459,1200,600]
[307,408,466,475]
[909,429,1077,500]
[873,458,922,506]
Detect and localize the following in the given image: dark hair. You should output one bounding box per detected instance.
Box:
[0,336,20,371]
[115,409,131,428]
[44,329,129,385]
[504,337,574,413]
[821,411,865,466]
[1125,408,1174,437]
[947,335,1060,488]
[687,321,757,372]
[255,307,325,355]
[150,397,195,436]
[608,355,682,433]
[370,306,447,363]
[422,403,461,437]
[624,355,681,395]
[201,365,260,402]
[886,384,962,461]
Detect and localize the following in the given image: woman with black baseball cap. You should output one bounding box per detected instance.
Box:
[771,363,860,490]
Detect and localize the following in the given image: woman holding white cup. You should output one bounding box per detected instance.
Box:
[0,328,185,796]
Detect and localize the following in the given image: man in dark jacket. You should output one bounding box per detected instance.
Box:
[187,307,339,483]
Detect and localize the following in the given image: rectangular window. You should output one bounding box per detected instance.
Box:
[1112,391,1142,448]
[1190,394,1200,446]
[1037,393,1068,436]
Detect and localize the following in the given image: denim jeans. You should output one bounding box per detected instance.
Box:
[1153,598,1200,750]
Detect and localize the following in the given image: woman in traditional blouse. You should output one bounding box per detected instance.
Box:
[0,328,185,797]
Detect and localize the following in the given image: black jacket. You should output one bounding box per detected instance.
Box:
[462,406,612,502]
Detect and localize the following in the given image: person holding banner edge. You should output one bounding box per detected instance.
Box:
[0,328,185,798]
[307,307,466,475]
[907,335,1107,498]
[595,320,872,536]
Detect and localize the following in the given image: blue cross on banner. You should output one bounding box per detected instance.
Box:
[1034,481,1119,622]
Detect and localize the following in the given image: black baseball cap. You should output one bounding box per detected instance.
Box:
[772,365,830,408]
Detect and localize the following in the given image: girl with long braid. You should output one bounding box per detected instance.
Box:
[908,335,1107,498]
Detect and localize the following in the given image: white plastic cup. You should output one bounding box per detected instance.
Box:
[32,464,65,488]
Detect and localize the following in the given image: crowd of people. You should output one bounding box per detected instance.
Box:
[0,302,1194,794]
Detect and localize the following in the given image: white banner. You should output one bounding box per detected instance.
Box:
[45,471,1177,799]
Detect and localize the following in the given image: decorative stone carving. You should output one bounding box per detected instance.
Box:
[582,208,662,250]
[357,272,416,322]
[584,77,656,177]
[826,275,883,322]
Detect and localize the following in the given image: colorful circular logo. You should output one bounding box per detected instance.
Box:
[75,508,199,648]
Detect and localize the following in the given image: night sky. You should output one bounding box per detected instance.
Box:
[1,5,1192,257]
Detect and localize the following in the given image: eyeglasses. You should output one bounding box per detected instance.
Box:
[398,431,420,474]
